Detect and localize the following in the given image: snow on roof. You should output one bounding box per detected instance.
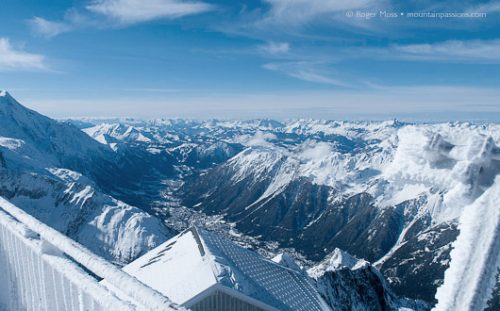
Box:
[123,228,217,305]
[123,227,328,311]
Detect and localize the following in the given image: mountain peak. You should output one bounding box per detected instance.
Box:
[308,248,369,278]
[0,90,11,99]
[327,248,367,270]
[0,90,20,108]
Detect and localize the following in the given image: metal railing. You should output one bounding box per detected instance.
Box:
[0,197,184,311]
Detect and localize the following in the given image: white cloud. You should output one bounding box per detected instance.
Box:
[237,131,277,147]
[259,41,290,55]
[468,1,500,13]
[0,38,47,71]
[28,17,72,38]
[87,0,214,24]
[330,39,500,64]
[262,0,378,25]
[391,39,500,63]
[263,62,348,87]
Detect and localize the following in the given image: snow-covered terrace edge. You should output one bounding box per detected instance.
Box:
[0,196,183,311]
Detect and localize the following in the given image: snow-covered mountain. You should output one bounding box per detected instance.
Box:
[76,116,500,307]
[1,91,498,309]
[175,120,499,302]
[0,91,173,264]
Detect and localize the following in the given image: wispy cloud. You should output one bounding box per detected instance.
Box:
[258,41,290,55]
[261,0,379,26]
[258,38,500,88]
[468,1,500,14]
[27,0,215,37]
[0,38,47,71]
[27,9,100,38]
[263,62,348,87]
[28,17,72,38]
[322,39,500,64]
[206,0,391,47]
[391,39,500,63]
[86,0,214,24]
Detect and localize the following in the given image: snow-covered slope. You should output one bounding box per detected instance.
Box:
[0,91,173,264]
[0,91,114,174]
[177,119,500,304]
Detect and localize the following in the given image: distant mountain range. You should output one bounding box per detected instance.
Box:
[1,90,498,310]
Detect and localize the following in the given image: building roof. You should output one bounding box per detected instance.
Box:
[123,227,328,311]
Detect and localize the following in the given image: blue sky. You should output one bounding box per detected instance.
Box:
[1,0,500,120]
